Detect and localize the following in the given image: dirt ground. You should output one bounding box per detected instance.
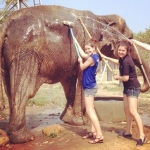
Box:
[0,83,150,150]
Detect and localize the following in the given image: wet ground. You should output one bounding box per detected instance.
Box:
[0,80,150,150]
[0,104,150,150]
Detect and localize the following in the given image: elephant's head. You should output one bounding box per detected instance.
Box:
[95,20,150,92]
[69,12,150,93]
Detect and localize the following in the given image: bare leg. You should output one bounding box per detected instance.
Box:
[123,94,132,134]
[84,96,103,139]
[128,96,145,139]
[91,122,96,133]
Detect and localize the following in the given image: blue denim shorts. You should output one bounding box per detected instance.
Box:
[123,87,141,98]
[84,85,98,97]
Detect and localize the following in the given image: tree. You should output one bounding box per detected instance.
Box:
[0,0,29,22]
[134,27,150,44]
[1,0,29,11]
[134,27,150,75]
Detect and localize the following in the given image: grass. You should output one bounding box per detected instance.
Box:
[28,83,66,107]
[2,76,150,108]
[2,83,66,108]
[48,132,58,138]
[102,83,122,92]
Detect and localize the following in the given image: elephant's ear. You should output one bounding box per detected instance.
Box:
[108,22,116,26]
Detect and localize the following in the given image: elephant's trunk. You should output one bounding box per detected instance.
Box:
[137,61,150,93]
[141,82,149,93]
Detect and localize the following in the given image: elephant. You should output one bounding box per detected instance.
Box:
[0,5,149,144]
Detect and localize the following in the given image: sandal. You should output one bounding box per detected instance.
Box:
[82,132,95,139]
[88,135,104,144]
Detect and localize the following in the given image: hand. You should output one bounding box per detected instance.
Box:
[100,53,107,60]
[128,39,134,45]
[78,57,83,63]
[113,74,119,80]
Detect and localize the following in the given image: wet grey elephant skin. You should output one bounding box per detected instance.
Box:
[0,5,143,143]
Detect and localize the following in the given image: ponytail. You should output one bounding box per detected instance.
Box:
[85,37,98,48]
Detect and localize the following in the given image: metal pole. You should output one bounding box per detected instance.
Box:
[17,0,19,9]
[39,0,42,5]
[33,0,42,6]
[33,0,35,6]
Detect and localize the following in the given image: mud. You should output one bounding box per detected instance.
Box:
[0,104,150,150]
[0,80,150,150]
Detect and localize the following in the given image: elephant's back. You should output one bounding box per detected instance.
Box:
[3,5,97,46]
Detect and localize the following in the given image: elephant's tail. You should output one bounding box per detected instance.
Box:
[0,23,7,110]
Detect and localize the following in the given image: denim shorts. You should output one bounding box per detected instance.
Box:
[84,84,98,97]
[123,87,141,98]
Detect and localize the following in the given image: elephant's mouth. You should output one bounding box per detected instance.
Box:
[99,40,116,58]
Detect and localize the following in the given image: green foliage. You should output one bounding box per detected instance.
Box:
[0,0,29,24]
[27,83,66,107]
[48,132,58,138]
[134,27,150,44]
[133,27,150,75]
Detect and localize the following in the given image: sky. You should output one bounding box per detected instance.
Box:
[1,0,150,33]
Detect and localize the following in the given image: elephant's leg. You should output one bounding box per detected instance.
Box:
[60,75,77,123]
[0,69,6,111]
[0,81,5,110]
[60,71,84,125]
[2,68,11,108]
[7,52,40,144]
[72,70,85,125]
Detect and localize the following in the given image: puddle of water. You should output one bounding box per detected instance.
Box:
[0,106,64,133]
[26,106,64,132]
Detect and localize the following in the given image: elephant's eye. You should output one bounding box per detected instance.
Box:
[99,34,103,41]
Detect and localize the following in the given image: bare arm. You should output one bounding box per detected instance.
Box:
[132,39,150,51]
[101,54,119,65]
[78,57,94,70]
[73,37,89,59]
[101,54,129,81]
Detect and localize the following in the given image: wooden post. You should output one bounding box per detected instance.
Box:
[107,61,113,81]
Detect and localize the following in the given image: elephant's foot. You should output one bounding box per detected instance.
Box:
[60,105,73,123]
[69,116,84,126]
[60,105,84,126]
[9,127,35,144]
